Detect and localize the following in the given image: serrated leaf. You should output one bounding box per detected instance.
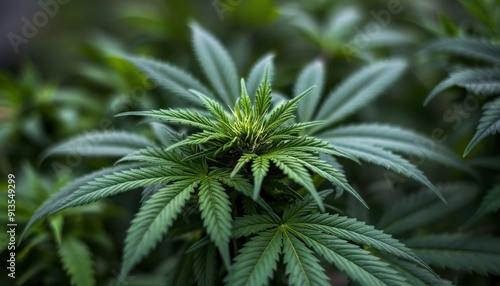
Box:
[405,234,500,275]
[253,70,273,121]
[377,183,479,235]
[118,109,218,132]
[251,156,270,199]
[59,167,180,211]
[292,229,408,286]
[289,213,430,272]
[464,97,500,156]
[191,89,232,127]
[58,238,95,286]
[323,7,361,46]
[462,184,500,228]
[271,154,325,211]
[286,152,367,208]
[125,56,214,105]
[120,181,196,281]
[282,190,332,220]
[425,38,500,64]
[315,60,406,128]
[295,60,325,122]
[233,214,279,238]
[42,131,154,159]
[282,230,329,286]
[380,253,452,286]
[424,68,500,105]
[193,241,217,286]
[21,164,141,242]
[225,229,282,286]
[321,124,474,175]
[246,54,275,100]
[198,178,232,268]
[191,23,239,107]
[265,86,315,132]
[328,141,445,202]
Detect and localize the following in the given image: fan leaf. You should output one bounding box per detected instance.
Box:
[295,60,325,122]
[58,238,95,286]
[120,181,196,281]
[198,178,232,268]
[191,23,239,107]
[464,97,500,156]
[315,60,406,128]
[125,56,214,105]
[225,229,283,286]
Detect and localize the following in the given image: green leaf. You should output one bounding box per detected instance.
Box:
[58,237,95,286]
[380,253,452,286]
[295,60,325,122]
[283,190,333,222]
[193,241,217,286]
[315,60,406,128]
[120,181,196,281]
[124,56,214,105]
[191,89,233,130]
[42,131,154,159]
[284,152,366,207]
[246,53,275,100]
[323,7,361,49]
[265,86,315,132]
[289,213,430,272]
[233,214,279,238]
[117,109,218,132]
[253,70,273,121]
[191,23,239,107]
[292,229,409,286]
[61,167,180,210]
[231,153,257,177]
[377,183,479,235]
[464,97,500,156]
[424,68,500,105]
[270,154,325,211]
[251,156,270,199]
[321,124,474,175]
[21,164,141,242]
[328,141,445,202]
[225,229,283,286]
[198,178,232,268]
[282,229,329,286]
[405,234,500,275]
[462,184,500,228]
[286,7,322,45]
[49,214,63,245]
[425,38,500,64]
[117,147,205,173]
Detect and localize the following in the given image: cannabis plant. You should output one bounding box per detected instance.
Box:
[424,38,500,156]
[1,164,117,286]
[423,36,500,229]
[24,24,468,285]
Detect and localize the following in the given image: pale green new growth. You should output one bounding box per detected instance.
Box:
[121,70,364,211]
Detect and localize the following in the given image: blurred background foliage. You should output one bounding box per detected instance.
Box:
[0,0,499,285]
